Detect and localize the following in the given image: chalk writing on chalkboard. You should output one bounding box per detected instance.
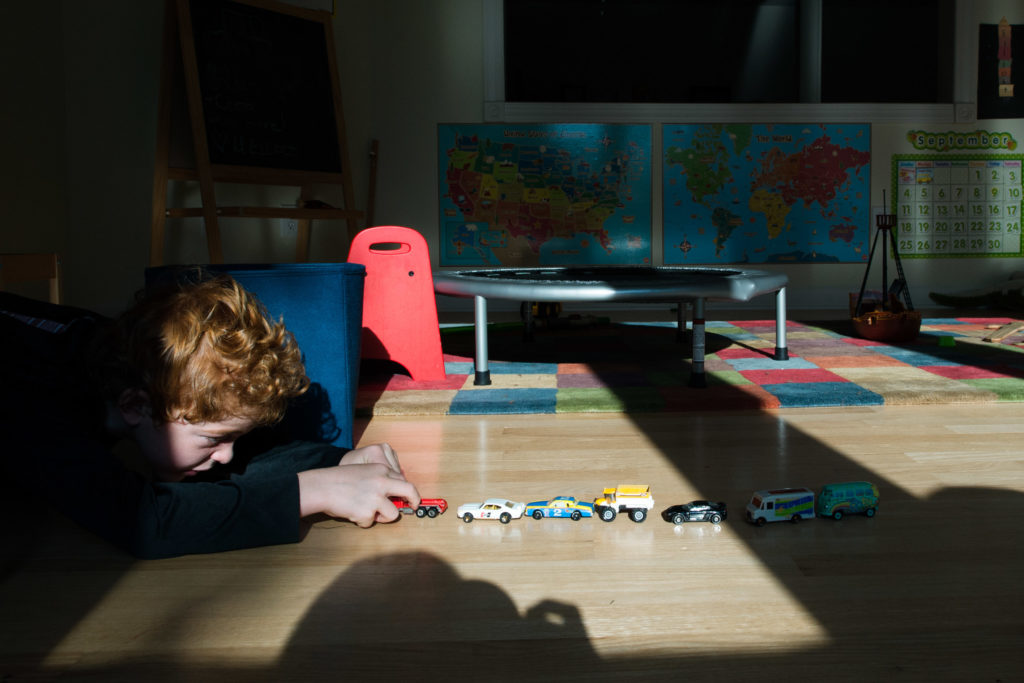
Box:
[187,0,342,173]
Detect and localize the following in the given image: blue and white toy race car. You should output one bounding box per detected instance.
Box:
[524,496,595,521]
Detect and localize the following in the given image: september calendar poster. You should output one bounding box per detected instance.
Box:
[892,154,1023,258]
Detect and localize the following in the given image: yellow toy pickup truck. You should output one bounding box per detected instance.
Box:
[593,485,654,523]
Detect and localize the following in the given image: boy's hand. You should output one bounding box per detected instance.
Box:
[339,442,403,473]
[297,443,420,527]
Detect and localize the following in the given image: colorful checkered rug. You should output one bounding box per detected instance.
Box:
[355,318,1024,415]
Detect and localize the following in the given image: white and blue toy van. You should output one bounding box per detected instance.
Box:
[745,488,815,526]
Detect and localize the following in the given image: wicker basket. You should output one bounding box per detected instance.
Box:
[851,308,922,342]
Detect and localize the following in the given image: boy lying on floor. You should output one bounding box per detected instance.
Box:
[0,273,418,559]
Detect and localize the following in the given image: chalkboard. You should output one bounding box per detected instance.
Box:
[152,0,362,265]
[187,0,342,173]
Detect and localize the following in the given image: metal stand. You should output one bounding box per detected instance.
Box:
[854,208,914,317]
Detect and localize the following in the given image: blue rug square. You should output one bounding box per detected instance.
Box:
[449,388,558,414]
[721,332,764,342]
[760,381,884,407]
[726,356,819,371]
[923,318,970,325]
[445,361,475,375]
[870,346,968,367]
[489,361,559,374]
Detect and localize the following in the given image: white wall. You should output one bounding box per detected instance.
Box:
[2,0,1023,316]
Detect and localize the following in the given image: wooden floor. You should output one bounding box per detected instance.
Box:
[3,403,1023,681]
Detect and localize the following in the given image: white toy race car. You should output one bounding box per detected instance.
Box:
[457,498,526,524]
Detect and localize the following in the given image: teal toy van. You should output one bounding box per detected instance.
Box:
[816,481,879,520]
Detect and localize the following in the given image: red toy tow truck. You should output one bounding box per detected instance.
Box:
[391,497,448,518]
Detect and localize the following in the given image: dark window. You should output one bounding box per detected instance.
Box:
[820,0,954,104]
[504,0,953,104]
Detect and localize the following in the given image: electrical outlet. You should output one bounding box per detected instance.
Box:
[280,217,298,237]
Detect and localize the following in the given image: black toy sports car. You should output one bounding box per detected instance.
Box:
[661,500,728,524]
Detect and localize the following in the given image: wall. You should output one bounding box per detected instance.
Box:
[60,1,165,313]
[0,3,68,260]
[1,0,1022,316]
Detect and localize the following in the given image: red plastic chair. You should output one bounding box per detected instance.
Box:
[347,226,446,380]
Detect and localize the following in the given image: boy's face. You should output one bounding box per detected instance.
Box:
[131,414,256,482]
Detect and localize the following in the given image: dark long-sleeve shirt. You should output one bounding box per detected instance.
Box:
[0,292,345,559]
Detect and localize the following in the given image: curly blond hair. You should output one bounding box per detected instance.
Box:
[104,273,309,425]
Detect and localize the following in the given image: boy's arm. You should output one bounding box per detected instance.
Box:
[132,441,420,555]
[297,443,420,527]
[15,436,345,559]
[8,397,418,559]
[133,440,352,558]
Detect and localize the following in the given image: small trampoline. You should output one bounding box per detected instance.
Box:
[434,266,790,386]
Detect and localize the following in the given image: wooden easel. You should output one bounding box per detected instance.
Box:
[150,0,362,265]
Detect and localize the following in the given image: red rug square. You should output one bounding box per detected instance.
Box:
[923,364,1020,380]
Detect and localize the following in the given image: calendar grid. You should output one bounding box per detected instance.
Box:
[891,154,1024,258]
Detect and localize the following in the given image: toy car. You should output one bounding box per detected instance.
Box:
[524,496,595,520]
[661,500,727,525]
[816,481,879,520]
[745,487,815,526]
[457,498,526,524]
[593,484,654,522]
[391,497,448,518]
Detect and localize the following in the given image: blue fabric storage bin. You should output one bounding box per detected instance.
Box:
[146,263,366,450]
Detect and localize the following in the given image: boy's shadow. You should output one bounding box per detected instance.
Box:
[274,551,600,679]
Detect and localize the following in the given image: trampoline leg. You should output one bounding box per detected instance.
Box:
[774,287,789,361]
[676,301,687,344]
[688,298,707,388]
[473,295,491,385]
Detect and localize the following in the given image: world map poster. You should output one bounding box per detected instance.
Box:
[438,124,652,266]
[662,123,871,264]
